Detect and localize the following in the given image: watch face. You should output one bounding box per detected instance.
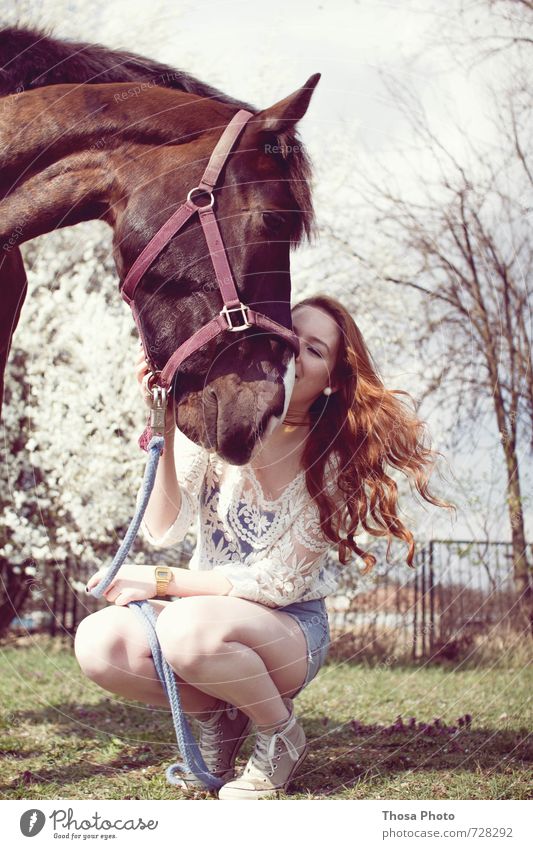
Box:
[155,567,168,579]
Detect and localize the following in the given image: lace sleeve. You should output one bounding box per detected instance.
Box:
[213,543,335,608]
[213,453,344,607]
[138,426,209,548]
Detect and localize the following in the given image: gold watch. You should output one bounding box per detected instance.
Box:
[154,566,173,597]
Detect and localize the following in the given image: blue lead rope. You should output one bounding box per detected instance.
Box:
[88,434,225,792]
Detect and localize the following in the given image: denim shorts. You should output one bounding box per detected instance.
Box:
[277,597,330,697]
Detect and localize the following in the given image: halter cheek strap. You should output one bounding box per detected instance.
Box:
[121,109,300,393]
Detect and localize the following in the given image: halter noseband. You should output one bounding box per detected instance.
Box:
[121,109,300,394]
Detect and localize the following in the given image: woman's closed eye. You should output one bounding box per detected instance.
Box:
[307,345,322,357]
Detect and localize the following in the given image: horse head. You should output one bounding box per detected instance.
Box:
[0,25,319,464]
[112,77,320,464]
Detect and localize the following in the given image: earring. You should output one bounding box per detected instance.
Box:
[323,386,333,396]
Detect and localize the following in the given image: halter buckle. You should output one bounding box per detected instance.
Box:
[149,385,168,436]
[220,303,252,331]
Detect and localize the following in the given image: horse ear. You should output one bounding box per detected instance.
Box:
[255,73,321,133]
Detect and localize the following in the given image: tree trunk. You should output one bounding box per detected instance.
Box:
[502,438,533,636]
[0,558,32,638]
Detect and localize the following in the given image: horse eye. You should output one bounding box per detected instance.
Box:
[262,211,286,232]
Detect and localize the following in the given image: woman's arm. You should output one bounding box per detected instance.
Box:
[86,562,233,604]
[168,566,233,598]
[135,349,211,545]
[142,406,183,540]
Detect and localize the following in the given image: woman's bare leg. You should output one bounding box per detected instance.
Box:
[155,596,310,728]
[74,602,220,717]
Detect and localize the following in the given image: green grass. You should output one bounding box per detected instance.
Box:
[0,635,531,800]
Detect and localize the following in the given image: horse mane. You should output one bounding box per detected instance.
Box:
[0,24,253,107]
[0,25,314,242]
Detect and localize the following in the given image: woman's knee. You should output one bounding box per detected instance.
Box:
[74,605,146,681]
[154,600,224,671]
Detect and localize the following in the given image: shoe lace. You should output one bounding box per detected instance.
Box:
[196,702,238,768]
[251,715,300,774]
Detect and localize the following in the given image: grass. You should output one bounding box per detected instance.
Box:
[0,634,531,800]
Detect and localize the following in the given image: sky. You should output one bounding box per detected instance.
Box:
[4,0,531,543]
[7,0,495,146]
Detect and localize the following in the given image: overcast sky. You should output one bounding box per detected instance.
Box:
[7,0,495,148]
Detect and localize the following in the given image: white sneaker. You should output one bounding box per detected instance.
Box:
[173,700,253,793]
[218,698,308,800]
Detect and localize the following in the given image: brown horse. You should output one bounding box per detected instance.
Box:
[0,26,319,464]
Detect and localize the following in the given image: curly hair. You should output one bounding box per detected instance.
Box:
[292,294,455,574]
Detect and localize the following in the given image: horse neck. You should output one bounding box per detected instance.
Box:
[0,83,235,243]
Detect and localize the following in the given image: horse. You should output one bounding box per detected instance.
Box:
[0,25,319,464]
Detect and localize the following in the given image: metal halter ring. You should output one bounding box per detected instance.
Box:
[142,370,163,399]
[186,186,215,209]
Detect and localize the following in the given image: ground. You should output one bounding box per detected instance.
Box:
[0,635,531,800]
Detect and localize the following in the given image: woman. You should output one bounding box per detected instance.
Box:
[75,294,453,800]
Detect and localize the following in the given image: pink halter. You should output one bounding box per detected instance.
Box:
[121,109,300,393]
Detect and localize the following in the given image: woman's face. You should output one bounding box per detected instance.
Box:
[288,305,341,410]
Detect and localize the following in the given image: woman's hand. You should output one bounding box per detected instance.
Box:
[86,563,158,606]
[135,346,154,408]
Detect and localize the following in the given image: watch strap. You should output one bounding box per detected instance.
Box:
[155,566,172,597]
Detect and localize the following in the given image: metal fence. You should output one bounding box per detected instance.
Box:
[5,536,195,638]
[6,539,531,660]
[324,540,530,660]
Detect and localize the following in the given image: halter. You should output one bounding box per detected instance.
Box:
[121,109,300,396]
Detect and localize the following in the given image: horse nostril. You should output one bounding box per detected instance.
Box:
[206,385,217,403]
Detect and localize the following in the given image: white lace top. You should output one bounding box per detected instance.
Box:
[139,427,343,609]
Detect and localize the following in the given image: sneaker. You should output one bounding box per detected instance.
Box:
[218,697,308,800]
[173,699,253,792]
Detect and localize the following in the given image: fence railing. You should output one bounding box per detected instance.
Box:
[4,536,195,638]
[6,538,531,660]
[324,539,530,659]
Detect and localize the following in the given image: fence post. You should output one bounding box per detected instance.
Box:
[421,544,427,656]
[429,540,435,655]
[50,567,59,637]
[71,563,79,635]
[413,547,420,661]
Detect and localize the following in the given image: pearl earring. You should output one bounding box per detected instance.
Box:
[323,386,333,396]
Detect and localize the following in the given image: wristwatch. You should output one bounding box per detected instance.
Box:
[154,566,173,597]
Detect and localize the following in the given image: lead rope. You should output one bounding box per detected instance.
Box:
[87,388,225,793]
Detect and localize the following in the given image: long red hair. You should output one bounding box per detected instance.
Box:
[293,294,455,574]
